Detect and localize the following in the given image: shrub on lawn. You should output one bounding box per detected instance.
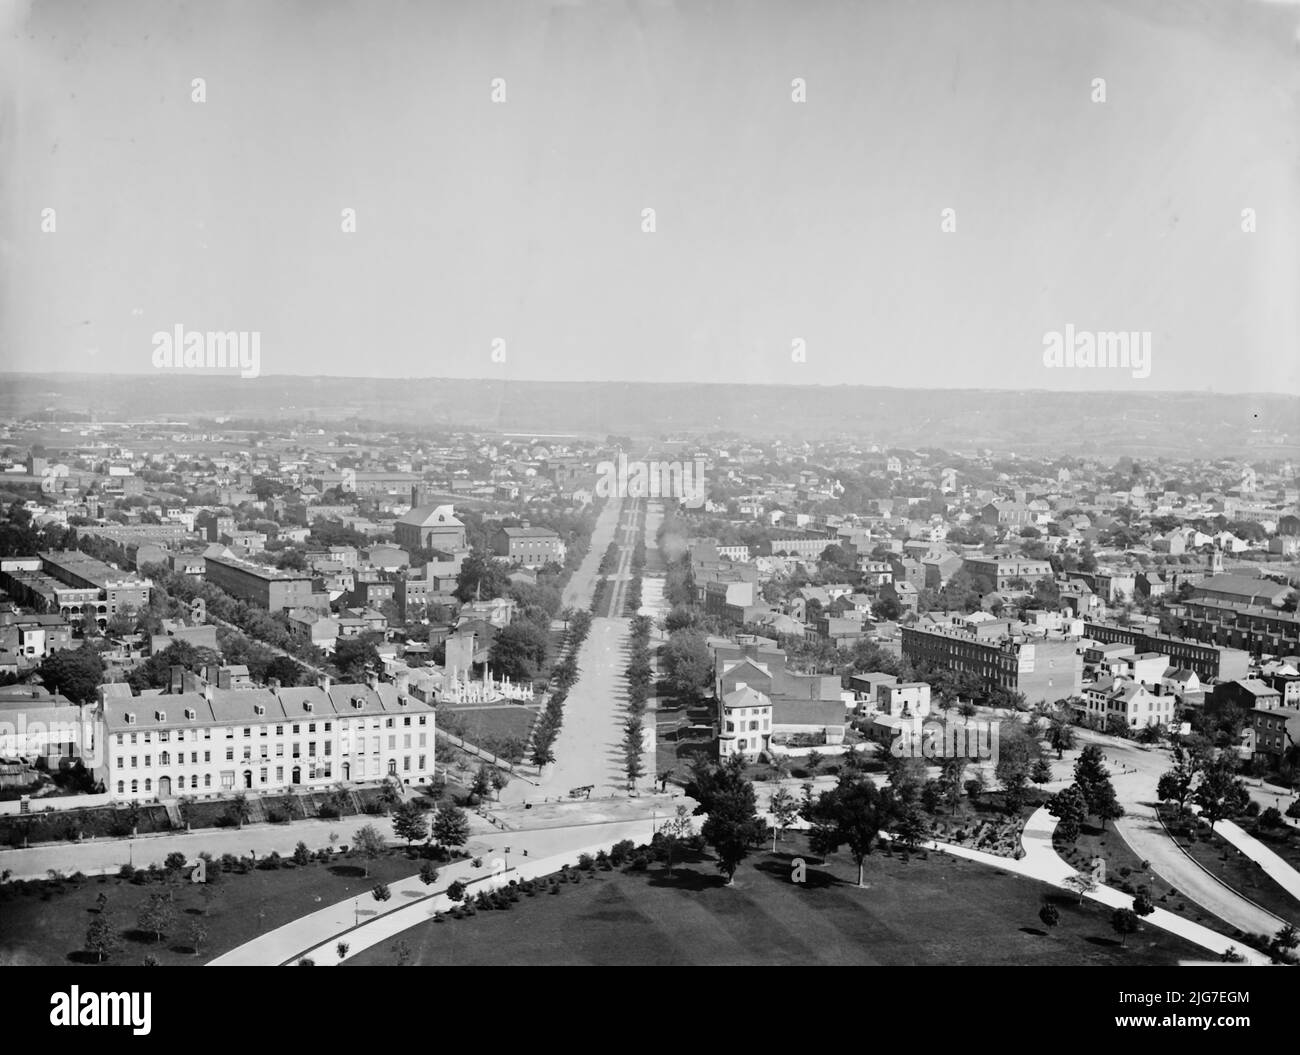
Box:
[293,842,312,866]
[257,852,283,871]
[372,883,391,902]
[610,840,635,866]
[118,864,135,880]
[578,853,596,871]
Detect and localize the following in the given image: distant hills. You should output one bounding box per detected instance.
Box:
[1,373,1297,459]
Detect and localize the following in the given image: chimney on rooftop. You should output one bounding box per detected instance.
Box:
[169,664,184,695]
[317,672,331,695]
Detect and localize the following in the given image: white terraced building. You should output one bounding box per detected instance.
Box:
[98,676,435,801]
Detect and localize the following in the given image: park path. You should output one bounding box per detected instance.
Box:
[1209,819,1300,904]
[209,814,662,965]
[1059,730,1291,937]
[942,808,1271,964]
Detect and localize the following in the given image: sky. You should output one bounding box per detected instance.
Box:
[1,0,1297,393]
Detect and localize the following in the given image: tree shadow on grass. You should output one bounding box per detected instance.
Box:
[752,858,846,890]
[66,950,101,964]
[644,866,730,892]
[1086,935,1123,948]
[1020,927,1048,937]
[328,865,367,878]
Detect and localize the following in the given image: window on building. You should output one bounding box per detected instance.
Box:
[204,774,212,787]
[117,780,124,794]
[130,780,138,794]
[144,778,151,792]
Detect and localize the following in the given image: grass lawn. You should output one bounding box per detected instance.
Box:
[347,833,1206,966]
[0,848,432,967]
[437,704,539,750]
[1157,807,1300,928]
[1233,816,1300,876]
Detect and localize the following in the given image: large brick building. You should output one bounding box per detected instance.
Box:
[204,554,321,612]
[491,526,564,569]
[1180,599,1300,657]
[901,624,1082,704]
[99,674,435,800]
[1083,621,1251,683]
[394,505,466,553]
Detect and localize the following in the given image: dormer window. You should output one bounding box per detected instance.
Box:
[184,708,196,720]
[155,710,166,722]
[303,701,313,712]
[398,696,408,707]
[125,713,136,725]
[254,704,266,716]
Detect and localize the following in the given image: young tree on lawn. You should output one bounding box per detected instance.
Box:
[1047,784,1089,844]
[446,880,468,903]
[658,804,695,874]
[432,802,471,850]
[1063,871,1097,905]
[806,773,894,888]
[491,770,509,799]
[336,941,350,961]
[187,919,208,957]
[1111,907,1139,947]
[85,914,120,963]
[418,861,439,886]
[470,764,493,802]
[352,824,387,877]
[1133,891,1155,917]
[138,892,175,943]
[391,801,427,848]
[1193,756,1250,830]
[767,787,800,851]
[1038,903,1060,929]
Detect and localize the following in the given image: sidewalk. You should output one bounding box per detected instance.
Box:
[959,807,1272,965]
[209,817,656,965]
[1215,819,1300,904]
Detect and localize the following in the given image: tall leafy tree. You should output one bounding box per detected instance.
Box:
[1047,784,1089,843]
[391,801,428,848]
[807,773,895,887]
[431,802,470,849]
[37,644,105,704]
[1193,756,1250,830]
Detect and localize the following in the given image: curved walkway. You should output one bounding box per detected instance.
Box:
[209,814,661,965]
[939,807,1272,965]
